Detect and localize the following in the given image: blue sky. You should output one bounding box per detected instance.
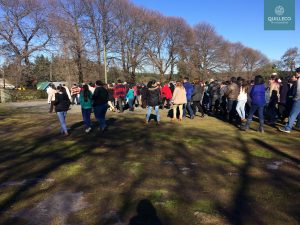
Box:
[131,0,300,61]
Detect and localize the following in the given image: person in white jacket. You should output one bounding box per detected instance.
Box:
[236,79,248,123]
[47,84,57,113]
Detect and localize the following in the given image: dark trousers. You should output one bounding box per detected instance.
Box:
[227,99,237,122]
[49,101,55,113]
[267,105,277,124]
[246,105,264,128]
[71,94,79,105]
[81,108,92,128]
[94,104,108,129]
[118,97,124,112]
[162,97,171,109]
[192,101,205,116]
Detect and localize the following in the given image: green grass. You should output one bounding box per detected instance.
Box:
[0,103,299,225]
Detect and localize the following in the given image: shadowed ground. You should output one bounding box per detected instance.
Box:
[0,101,299,225]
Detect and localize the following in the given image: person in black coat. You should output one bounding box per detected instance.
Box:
[140,84,148,108]
[191,80,205,117]
[54,85,71,136]
[145,80,161,125]
[92,80,109,131]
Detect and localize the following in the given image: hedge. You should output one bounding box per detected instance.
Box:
[0,89,47,103]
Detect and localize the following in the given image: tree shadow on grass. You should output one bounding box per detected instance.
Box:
[252,138,300,164]
[0,108,299,225]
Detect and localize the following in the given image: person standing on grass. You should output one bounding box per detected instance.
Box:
[236,79,248,124]
[279,67,300,133]
[141,84,148,108]
[225,77,239,123]
[71,84,80,105]
[54,86,71,136]
[145,80,161,125]
[172,81,187,122]
[183,77,195,119]
[161,81,172,109]
[114,80,126,113]
[80,84,93,133]
[241,75,266,133]
[126,85,135,111]
[93,80,109,132]
[191,80,205,117]
[47,83,57,113]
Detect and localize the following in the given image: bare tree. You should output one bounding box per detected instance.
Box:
[0,0,52,85]
[83,0,116,83]
[51,0,87,83]
[113,1,151,81]
[280,47,299,72]
[165,17,191,80]
[221,41,245,76]
[242,47,269,79]
[193,23,224,80]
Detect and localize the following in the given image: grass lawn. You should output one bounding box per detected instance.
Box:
[0,102,299,225]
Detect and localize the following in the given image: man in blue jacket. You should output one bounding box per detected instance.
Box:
[183,77,195,119]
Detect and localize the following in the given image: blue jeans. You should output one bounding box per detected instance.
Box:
[94,104,108,129]
[81,108,92,128]
[183,101,194,117]
[128,98,134,110]
[146,105,160,122]
[246,105,264,128]
[57,111,68,133]
[284,100,300,130]
[236,100,247,120]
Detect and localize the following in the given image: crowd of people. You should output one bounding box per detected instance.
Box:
[47,68,300,136]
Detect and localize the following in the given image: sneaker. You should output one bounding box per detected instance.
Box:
[85,127,92,133]
[279,127,291,133]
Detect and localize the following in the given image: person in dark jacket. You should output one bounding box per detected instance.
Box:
[278,77,290,121]
[191,80,205,117]
[267,90,278,125]
[225,77,239,122]
[93,80,109,131]
[169,82,175,94]
[209,80,220,114]
[140,84,148,108]
[145,80,161,125]
[183,77,195,119]
[241,75,266,132]
[54,85,71,136]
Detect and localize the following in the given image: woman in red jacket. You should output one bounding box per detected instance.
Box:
[161,82,172,109]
